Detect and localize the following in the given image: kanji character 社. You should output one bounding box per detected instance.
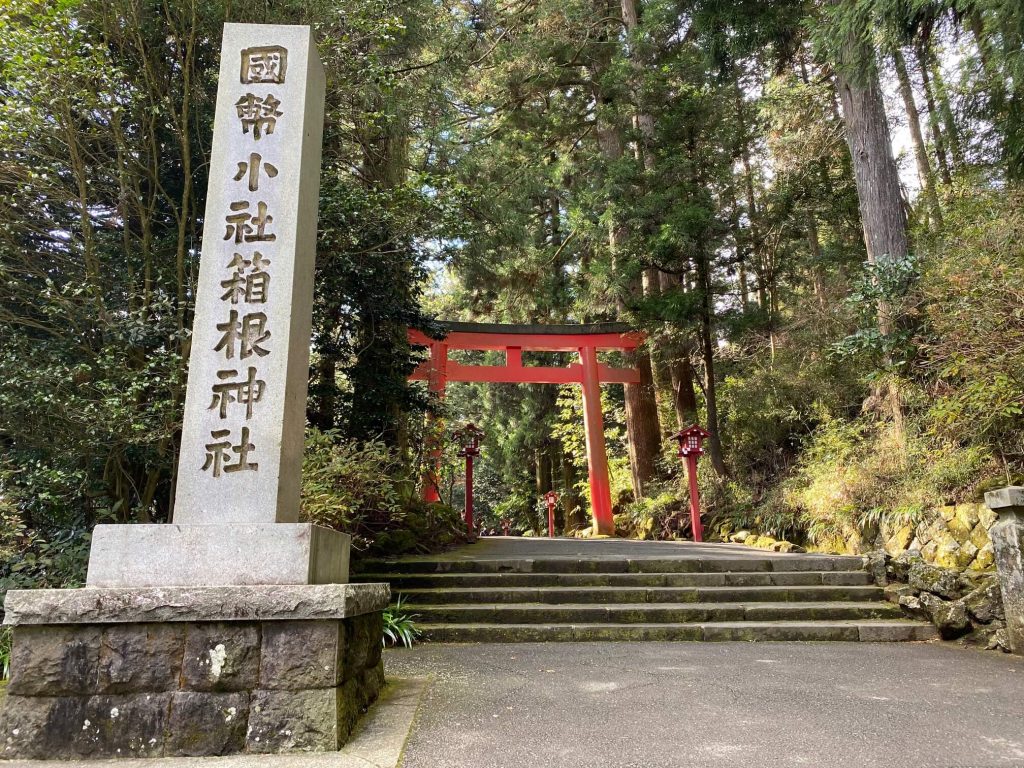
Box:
[201,426,258,476]
[223,200,276,244]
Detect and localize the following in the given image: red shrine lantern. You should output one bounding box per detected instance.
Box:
[670,425,711,542]
[454,423,484,534]
[543,490,559,538]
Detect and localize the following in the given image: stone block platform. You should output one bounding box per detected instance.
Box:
[0,583,389,760]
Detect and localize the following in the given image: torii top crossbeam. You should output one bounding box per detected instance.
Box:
[408,322,643,386]
[408,322,645,536]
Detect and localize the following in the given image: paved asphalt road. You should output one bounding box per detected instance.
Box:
[385,641,1023,768]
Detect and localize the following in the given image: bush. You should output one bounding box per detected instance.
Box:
[301,427,465,557]
[759,418,999,551]
[916,189,1024,471]
[0,503,90,625]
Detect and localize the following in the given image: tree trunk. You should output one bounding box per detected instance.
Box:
[623,346,663,498]
[924,43,964,169]
[893,47,943,230]
[694,246,726,476]
[726,179,750,312]
[805,212,827,310]
[734,79,766,312]
[594,37,662,500]
[536,446,552,495]
[658,271,699,429]
[834,10,909,429]
[561,451,587,531]
[917,43,953,186]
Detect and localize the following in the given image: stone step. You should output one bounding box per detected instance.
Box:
[356,555,865,575]
[360,570,872,589]
[418,620,938,643]
[408,601,902,624]
[393,584,885,605]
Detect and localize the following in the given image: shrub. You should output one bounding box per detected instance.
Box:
[301,427,465,557]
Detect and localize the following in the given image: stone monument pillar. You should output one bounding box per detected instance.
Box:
[88,22,348,588]
[984,486,1024,654]
[0,25,389,759]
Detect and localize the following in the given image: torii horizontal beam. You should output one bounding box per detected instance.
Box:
[407,327,642,385]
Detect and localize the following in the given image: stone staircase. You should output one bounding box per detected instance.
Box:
[356,540,938,643]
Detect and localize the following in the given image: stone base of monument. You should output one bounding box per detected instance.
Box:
[86,523,351,587]
[0,583,390,759]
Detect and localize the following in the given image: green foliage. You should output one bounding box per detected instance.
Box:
[760,419,997,550]
[1,479,90,624]
[832,254,919,369]
[0,626,10,681]
[916,190,1024,466]
[301,428,464,557]
[382,596,421,649]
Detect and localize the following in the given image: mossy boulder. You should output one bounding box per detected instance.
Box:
[909,562,960,599]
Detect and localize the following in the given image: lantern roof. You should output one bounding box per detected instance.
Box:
[674,424,710,439]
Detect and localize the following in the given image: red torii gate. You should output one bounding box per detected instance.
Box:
[408,322,643,537]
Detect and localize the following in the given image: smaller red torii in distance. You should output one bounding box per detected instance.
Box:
[408,322,643,537]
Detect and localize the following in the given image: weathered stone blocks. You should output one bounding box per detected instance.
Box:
[8,625,102,696]
[181,622,260,692]
[166,691,249,756]
[261,621,343,689]
[247,688,341,752]
[98,623,185,693]
[0,612,386,759]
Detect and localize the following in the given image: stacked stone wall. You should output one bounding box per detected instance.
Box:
[0,613,384,759]
[882,503,997,571]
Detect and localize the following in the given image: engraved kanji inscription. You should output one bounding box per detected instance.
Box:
[234,152,279,192]
[221,267,270,304]
[227,251,272,272]
[235,93,282,140]
[202,426,258,476]
[223,201,276,244]
[240,46,288,84]
[208,367,266,419]
[214,310,272,359]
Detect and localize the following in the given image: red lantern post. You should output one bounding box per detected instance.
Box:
[544,490,559,538]
[671,425,711,542]
[455,423,484,535]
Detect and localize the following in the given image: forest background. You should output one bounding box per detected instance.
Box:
[1,0,1023,622]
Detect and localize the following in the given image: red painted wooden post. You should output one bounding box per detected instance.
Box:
[465,452,474,532]
[423,342,448,502]
[671,425,710,543]
[685,454,703,542]
[544,490,559,538]
[455,423,483,535]
[580,345,614,536]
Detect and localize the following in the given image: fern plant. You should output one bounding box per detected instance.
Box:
[0,627,11,681]
[382,596,421,649]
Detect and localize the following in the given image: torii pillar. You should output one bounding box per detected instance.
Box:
[579,345,613,533]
